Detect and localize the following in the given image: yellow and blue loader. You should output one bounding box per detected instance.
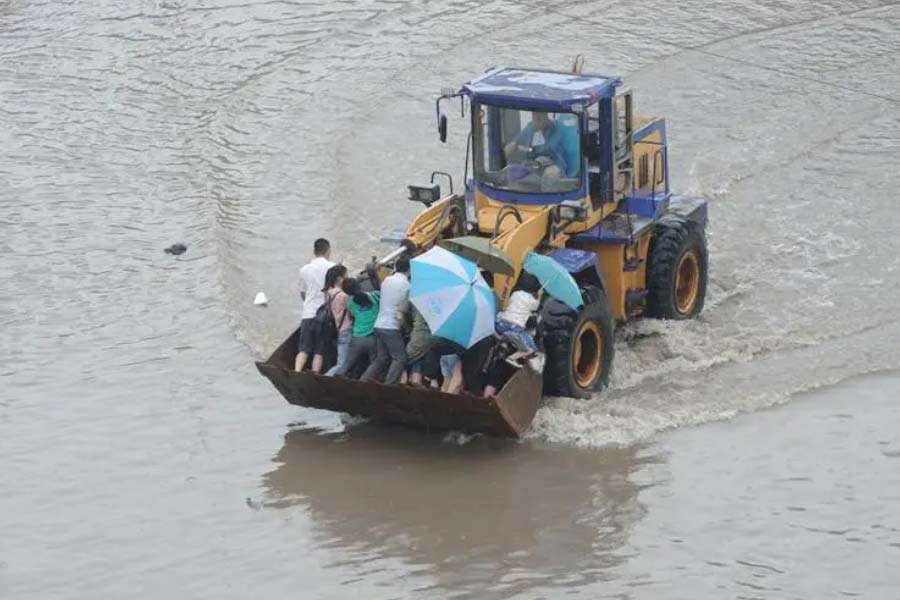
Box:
[257,63,708,437]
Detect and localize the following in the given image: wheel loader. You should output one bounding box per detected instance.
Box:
[257,64,708,437]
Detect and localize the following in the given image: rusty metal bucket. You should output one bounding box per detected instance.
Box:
[256,327,543,438]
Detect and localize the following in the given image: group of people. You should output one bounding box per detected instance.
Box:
[295,238,545,397]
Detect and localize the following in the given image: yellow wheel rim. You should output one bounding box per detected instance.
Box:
[674,250,700,315]
[573,321,603,389]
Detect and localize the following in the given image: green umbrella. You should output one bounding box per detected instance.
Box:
[438,236,515,276]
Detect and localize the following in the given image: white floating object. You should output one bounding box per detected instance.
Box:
[254,291,268,306]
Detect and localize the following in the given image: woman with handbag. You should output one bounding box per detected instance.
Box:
[323,265,352,376]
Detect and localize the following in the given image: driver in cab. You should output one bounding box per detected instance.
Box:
[504,111,569,178]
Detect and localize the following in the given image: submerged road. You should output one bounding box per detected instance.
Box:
[2,0,900,597]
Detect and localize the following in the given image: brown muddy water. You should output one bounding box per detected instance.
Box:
[2,0,900,598]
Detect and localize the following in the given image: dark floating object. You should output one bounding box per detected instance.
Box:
[164,243,187,255]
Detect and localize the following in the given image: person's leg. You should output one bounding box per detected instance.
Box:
[408,360,424,386]
[383,330,408,385]
[488,357,516,393]
[460,337,493,397]
[517,327,539,354]
[333,336,362,377]
[362,330,390,382]
[310,321,330,373]
[422,348,443,383]
[325,330,351,377]
[295,319,315,371]
[439,355,459,392]
[498,321,538,355]
[361,335,379,377]
[311,331,328,373]
[444,359,465,394]
[506,350,532,366]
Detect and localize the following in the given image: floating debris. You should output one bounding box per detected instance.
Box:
[164,243,187,255]
[254,292,268,306]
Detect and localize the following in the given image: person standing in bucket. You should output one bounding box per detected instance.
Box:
[495,272,542,361]
[295,238,335,372]
[323,265,352,376]
[332,277,380,378]
[366,256,411,383]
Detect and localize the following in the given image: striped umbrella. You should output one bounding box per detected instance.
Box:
[410,246,497,349]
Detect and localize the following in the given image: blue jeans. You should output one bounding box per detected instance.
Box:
[496,319,538,353]
[440,355,459,378]
[325,330,352,377]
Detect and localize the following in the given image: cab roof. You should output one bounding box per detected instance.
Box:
[462,67,621,112]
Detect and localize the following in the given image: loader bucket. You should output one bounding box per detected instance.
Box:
[256,327,543,438]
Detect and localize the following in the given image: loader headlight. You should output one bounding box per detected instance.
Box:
[408,183,441,207]
[557,200,588,222]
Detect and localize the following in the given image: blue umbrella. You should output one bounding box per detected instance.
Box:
[523,252,584,310]
[410,246,497,349]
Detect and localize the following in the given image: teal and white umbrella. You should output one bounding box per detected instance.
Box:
[523,251,584,311]
[410,246,497,349]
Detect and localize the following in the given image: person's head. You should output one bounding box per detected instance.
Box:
[531,111,550,130]
[514,272,542,296]
[395,256,410,276]
[342,276,372,308]
[313,238,331,259]
[323,264,347,292]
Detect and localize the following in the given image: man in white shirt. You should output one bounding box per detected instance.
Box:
[363,256,410,384]
[295,238,335,372]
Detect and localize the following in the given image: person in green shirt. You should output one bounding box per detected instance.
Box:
[332,277,381,379]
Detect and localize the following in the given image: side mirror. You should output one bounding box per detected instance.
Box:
[408,183,441,207]
[438,114,448,143]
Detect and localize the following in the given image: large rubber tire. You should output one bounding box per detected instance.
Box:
[646,217,708,319]
[539,286,615,399]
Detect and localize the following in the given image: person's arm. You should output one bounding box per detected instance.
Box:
[505,123,534,158]
[395,280,411,326]
[399,278,411,312]
[364,261,381,291]
[516,123,534,146]
[298,267,307,301]
[533,126,566,170]
[549,134,568,174]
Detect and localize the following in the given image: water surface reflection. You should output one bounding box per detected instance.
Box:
[262,426,663,597]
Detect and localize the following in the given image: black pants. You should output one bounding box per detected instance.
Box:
[460,337,495,396]
[366,328,408,384]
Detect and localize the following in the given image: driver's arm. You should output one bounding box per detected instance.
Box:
[505,124,533,159]
[541,128,568,171]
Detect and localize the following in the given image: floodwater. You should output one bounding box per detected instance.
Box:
[2,0,900,597]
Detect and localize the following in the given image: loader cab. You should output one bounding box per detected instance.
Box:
[471,106,583,196]
[459,67,633,221]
